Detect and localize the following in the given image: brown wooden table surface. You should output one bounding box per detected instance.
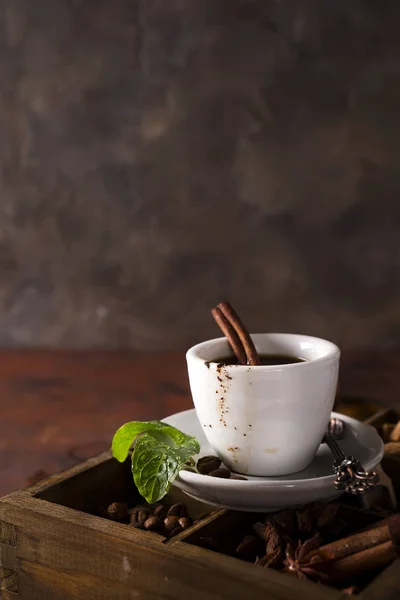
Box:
[0,349,399,497]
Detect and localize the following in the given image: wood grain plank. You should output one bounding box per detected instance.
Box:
[19,559,164,600]
[0,493,341,600]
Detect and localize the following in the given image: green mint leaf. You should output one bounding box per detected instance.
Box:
[111,419,200,504]
[132,433,200,503]
[111,420,189,462]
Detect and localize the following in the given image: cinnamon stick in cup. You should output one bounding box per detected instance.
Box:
[211,302,261,365]
[211,306,247,365]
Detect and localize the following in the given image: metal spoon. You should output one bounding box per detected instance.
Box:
[323,417,379,495]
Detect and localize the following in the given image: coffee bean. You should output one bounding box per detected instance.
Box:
[208,468,231,478]
[144,516,163,531]
[196,455,222,475]
[164,516,180,533]
[178,517,192,530]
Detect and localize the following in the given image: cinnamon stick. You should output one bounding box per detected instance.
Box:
[212,301,261,365]
[301,513,400,582]
[317,540,398,582]
[211,307,247,365]
[305,513,400,565]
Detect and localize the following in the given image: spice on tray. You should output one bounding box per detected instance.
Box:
[283,533,324,580]
[178,517,191,529]
[164,516,180,533]
[102,449,398,592]
[275,510,400,583]
[104,500,193,538]
[299,523,400,582]
[304,513,400,561]
[200,500,400,588]
[144,515,163,531]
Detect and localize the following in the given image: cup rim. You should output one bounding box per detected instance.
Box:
[186,332,340,369]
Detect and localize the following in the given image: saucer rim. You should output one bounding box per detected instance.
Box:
[163,408,384,489]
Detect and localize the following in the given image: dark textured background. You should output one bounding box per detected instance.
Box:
[0,0,399,351]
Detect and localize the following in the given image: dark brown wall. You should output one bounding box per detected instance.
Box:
[0,1,399,351]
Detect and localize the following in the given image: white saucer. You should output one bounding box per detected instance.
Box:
[162,409,384,512]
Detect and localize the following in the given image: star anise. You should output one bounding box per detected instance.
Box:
[282,533,329,582]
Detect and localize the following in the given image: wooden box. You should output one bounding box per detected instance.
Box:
[0,410,399,600]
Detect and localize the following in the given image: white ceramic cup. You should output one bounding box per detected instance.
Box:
[186,333,340,477]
